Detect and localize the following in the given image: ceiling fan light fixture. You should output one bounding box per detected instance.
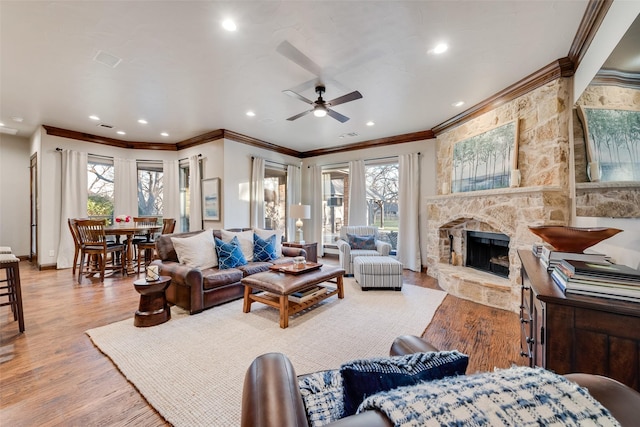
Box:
[313,105,327,117]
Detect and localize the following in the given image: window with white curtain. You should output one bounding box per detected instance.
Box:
[365,159,399,252]
[87,155,115,224]
[264,166,287,237]
[179,161,190,232]
[137,160,163,216]
[321,164,348,248]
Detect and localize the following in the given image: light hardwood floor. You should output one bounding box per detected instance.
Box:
[1,257,521,426]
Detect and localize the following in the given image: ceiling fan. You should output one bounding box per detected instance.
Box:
[284,85,363,123]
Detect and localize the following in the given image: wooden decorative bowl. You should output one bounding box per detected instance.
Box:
[528,226,622,253]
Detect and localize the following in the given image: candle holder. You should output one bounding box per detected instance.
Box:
[146,265,160,281]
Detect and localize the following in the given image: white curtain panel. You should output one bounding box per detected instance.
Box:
[114,158,138,217]
[348,160,367,225]
[162,160,180,224]
[56,149,88,269]
[189,155,202,231]
[398,153,422,272]
[308,165,324,256]
[250,157,265,229]
[286,164,301,240]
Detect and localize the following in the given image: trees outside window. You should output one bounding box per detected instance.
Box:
[366,162,399,250]
[264,168,287,237]
[138,162,163,216]
[87,158,114,223]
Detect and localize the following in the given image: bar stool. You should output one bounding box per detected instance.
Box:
[0,254,25,333]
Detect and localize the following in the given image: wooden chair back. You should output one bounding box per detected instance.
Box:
[75,219,108,248]
[162,218,176,234]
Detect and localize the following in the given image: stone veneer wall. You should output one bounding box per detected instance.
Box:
[573,85,640,218]
[426,78,572,312]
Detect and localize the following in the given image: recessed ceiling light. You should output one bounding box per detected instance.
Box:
[117,130,126,135]
[366,121,375,126]
[452,101,465,107]
[246,111,255,117]
[89,115,100,121]
[222,19,237,31]
[160,132,169,137]
[138,119,148,124]
[428,43,448,55]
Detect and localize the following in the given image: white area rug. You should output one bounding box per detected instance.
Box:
[86,279,446,426]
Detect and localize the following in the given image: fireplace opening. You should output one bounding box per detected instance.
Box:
[466,231,510,278]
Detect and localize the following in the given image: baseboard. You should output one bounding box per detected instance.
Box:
[39,263,57,271]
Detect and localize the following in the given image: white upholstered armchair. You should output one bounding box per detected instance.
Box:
[336,225,392,276]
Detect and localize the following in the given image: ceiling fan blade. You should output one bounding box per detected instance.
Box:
[276,41,323,77]
[327,109,350,123]
[327,91,363,107]
[286,110,313,121]
[283,90,314,105]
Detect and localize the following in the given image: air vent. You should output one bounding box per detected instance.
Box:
[338,132,359,138]
[93,50,122,68]
[97,123,114,129]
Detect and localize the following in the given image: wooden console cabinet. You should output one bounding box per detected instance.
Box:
[519,249,640,391]
[282,242,318,263]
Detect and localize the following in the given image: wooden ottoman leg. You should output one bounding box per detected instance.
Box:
[243,285,253,313]
[337,275,345,299]
[279,295,289,329]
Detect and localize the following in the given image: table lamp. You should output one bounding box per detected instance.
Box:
[290,204,311,243]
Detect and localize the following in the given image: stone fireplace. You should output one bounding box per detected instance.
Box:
[466,231,510,278]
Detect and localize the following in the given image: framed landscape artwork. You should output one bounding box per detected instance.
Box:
[451,120,519,193]
[202,177,221,221]
[577,106,640,182]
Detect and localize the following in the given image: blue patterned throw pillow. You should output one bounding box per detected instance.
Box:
[340,351,469,417]
[346,233,376,250]
[253,233,277,262]
[214,236,247,269]
[298,370,344,427]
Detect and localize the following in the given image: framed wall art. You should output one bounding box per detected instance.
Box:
[451,120,519,193]
[201,177,221,221]
[577,105,640,182]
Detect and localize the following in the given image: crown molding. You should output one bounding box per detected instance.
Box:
[43,125,177,151]
[567,0,612,72]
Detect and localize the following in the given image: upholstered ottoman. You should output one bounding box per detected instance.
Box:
[353,256,403,291]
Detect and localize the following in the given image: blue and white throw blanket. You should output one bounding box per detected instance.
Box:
[358,366,621,426]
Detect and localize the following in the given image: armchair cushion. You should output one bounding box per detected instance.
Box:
[340,351,469,417]
[346,233,376,250]
[171,230,218,269]
[298,370,344,427]
[253,233,278,262]
[215,236,248,269]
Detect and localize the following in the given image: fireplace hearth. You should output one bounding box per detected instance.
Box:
[466,231,510,278]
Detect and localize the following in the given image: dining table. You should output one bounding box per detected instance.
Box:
[105,223,162,275]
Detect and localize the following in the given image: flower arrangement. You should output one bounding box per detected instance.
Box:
[115,215,132,223]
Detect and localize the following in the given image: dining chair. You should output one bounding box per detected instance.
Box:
[136,218,176,273]
[68,218,85,275]
[75,219,125,283]
[0,253,25,332]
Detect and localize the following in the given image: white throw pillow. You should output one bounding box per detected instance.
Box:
[171,230,218,269]
[221,229,254,261]
[253,228,283,258]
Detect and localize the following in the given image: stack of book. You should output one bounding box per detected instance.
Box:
[551,259,640,302]
[288,286,326,303]
[538,246,609,272]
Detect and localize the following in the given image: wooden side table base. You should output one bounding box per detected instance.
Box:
[133,276,171,327]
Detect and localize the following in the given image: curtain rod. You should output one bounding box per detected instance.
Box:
[251,156,300,169]
[308,153,420,168]
[56,148,202,162]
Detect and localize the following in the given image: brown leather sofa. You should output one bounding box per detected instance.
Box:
[152,229,306,314]
[241,335,640,427]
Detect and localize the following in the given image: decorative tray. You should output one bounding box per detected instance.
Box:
[269,262,323,275]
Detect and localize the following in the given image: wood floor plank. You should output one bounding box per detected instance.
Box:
[1,258,521,425]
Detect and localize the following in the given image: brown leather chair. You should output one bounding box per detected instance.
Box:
[136,218,176,273]
[242,335,640,427]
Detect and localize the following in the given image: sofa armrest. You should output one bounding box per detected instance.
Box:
[337,239,350,255]
[151,259,203,288]
[242,352,309,427]
[389,335,440,356]
[282,246,307,258]
[375,241,392,256]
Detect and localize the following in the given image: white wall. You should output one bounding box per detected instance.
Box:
[0,133,31,257]
[301,139,438,267]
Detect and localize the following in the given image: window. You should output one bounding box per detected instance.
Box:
[87,156,115,224]
[179,162,190,232]
[264,167,287,237]
[321,165,348,247]
[365,161,399,251]
[137,161,163,216]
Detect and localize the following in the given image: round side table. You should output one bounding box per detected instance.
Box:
[133,276,171,327]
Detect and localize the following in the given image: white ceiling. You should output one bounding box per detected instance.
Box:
[1,1,590,152]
